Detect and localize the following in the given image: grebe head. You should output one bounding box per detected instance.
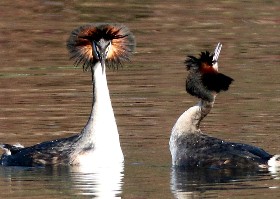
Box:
[185,43,233,102]
[67,23,135,72]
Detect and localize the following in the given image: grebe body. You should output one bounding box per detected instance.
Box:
[0,23,135,167]
[170,43,280,169]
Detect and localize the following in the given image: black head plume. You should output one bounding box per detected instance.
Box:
[67,23,135,71]
[185,51,213,71]
[185,43,233,102]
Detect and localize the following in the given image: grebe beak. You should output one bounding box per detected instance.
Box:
[99,51,106,73]
[93,39,111,73]
[212,42,222,71]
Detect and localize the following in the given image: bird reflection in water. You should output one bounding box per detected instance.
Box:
[70,163,124,198]
[170,166,271,199]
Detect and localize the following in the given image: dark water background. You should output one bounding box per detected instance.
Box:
[0,0,279,198]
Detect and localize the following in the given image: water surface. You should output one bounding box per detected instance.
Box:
[0,0,279,198]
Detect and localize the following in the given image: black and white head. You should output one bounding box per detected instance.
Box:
[185,43,233,102]
[67,23,135,72]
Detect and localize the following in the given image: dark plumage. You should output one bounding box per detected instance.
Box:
[0,135,79,166]
[174,133,272,169]
[185,51,233,102]
[67,23,135,71]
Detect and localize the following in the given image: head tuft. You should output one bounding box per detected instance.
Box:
[185,43,233,101]
[67,23,135,71]
[185,51,214,72]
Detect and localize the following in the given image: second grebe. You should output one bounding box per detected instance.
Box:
[0,23,135,167]
[170,43,280,169]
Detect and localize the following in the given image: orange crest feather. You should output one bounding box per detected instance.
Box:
[67,23,135,71]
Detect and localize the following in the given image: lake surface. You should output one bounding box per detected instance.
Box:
[0,0,279,198]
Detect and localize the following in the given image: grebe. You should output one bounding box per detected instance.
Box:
[0,23,135,167]
[170,43,280,169]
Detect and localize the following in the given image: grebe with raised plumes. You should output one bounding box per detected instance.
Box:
[170,43,280,169]
[0,23,135,167]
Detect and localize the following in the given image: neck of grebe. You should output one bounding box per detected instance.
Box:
[78,62,123,159]
[170,97,215,165]
[171,98,215,135]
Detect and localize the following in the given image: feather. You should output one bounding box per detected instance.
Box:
[67,23,135,71]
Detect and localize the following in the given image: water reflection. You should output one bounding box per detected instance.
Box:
[170,167,280,198]
[70,163,124,198]
[0,163,124,198]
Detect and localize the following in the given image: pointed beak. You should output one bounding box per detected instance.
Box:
[212,42,222,71]
[92,39,110,74]
[100,52,106,73]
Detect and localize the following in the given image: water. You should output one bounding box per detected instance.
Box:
[0,0,279,198]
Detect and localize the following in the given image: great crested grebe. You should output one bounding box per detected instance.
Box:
[0,23,135,167]
[170,43,280,169]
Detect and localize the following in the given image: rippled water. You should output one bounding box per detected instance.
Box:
[0,0,279,198]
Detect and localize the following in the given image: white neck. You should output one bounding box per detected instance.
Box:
[90,63,116,131]
[171,99,214,135]
[74,62,123,164]
[169,98,215,165]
